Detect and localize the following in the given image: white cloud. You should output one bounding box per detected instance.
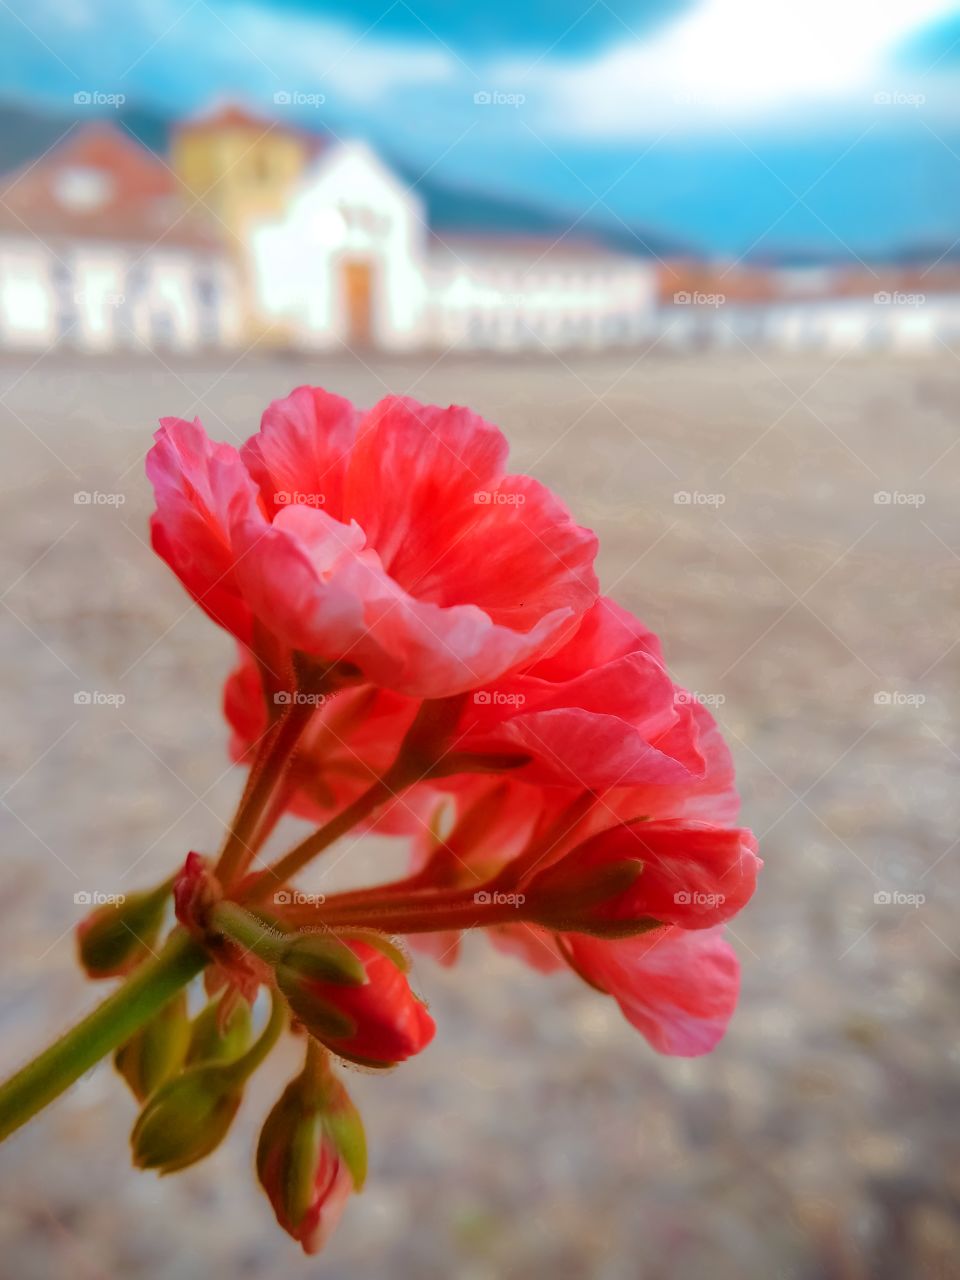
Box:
[227,2,457,106]
[496,0,960,136]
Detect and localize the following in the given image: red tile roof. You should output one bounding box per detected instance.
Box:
[0,122,219,248]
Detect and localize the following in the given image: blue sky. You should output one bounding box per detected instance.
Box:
[2,0,959,257]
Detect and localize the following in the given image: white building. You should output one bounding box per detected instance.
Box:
[0,125,242,353]
[657,263,960,354]
[425,235,656,352]
[250,140,429,351]
[248,137,656,353]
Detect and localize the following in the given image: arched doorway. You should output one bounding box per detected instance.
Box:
[341,258,374,347]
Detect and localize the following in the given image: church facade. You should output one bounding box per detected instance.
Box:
[0,106,657,354]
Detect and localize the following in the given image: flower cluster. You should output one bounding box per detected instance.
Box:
[70,386,759,1253]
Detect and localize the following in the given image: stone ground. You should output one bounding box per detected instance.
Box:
[0,348,957,1280]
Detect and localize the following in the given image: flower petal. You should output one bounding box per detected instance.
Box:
[147,417,265,644]
[564,927,740,1056]
[241,385,359,522]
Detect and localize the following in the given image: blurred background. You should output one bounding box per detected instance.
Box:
[0,1,959,1277]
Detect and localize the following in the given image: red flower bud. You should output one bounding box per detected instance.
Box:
[277,935,435,1068]
[526,820,760,934]
[257,1059,365,1255]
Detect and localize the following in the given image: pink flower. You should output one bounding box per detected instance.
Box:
[562,927,741,1056]
[436,597,709,789]
[148,389,598,699]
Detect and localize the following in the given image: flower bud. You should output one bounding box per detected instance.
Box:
[526,821,760,934]
[186,996,253,1067]
[257,1061,365,1254]
[76,884,169,979]
[114,991,191,1102]
[131,1061,244,1174]
[132,990,286,1173]
[277,936,435,1068]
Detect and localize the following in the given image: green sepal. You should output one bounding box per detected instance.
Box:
[186,997,253,1066]
[280,933,367,986]
[323,1082,367,1190]
[277,971,359,1041]
[113,990,190,1102]
[130,1062,243,1174]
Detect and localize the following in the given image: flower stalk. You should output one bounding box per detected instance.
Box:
[0,929,206,1142]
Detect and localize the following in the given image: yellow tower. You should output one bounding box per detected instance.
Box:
[171,104,313,340]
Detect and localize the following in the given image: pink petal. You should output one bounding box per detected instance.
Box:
[565,927,741,1056]
[147,417,265,644]
[241,385,359,522]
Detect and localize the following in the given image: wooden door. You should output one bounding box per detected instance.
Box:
[342,258,373,347]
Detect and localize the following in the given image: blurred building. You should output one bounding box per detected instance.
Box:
[3,107,955,357]
[0,107,657,354]
[0,125,241,352]
[658,261,960,353]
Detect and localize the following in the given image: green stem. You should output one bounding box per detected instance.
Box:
[210,901,291,965]
[0,930,206,1143]
[224,988,286,1083]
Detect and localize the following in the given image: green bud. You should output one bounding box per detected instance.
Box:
[279,933,368,986]
[276,972,358,1042]
[131,1062,244,1174]
[131,990,287,1175]
[186,997,253,1067]
[76,884,170,979]
[114,991,190,1102]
